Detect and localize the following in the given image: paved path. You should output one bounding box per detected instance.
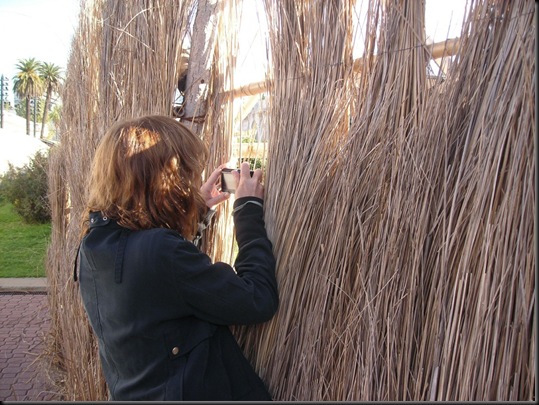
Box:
[0,290,63,401]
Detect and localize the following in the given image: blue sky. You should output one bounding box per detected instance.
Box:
[0,0,80,101]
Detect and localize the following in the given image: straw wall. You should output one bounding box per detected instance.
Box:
[235,0,535,401]
[46,0,535,401]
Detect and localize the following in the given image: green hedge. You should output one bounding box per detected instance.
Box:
[0,150,51,224]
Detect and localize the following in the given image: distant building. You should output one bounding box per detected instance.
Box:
[1,75,11,108]
[239,97,268,142]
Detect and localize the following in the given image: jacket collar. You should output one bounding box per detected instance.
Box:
[74,211,112,282]
[86,211,129,284]
[89,211,113,228]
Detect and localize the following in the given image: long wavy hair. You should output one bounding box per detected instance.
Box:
[84,115,208,240]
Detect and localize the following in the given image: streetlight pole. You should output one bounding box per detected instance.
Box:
[1,75,4,129]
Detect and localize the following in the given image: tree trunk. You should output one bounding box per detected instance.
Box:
[41,85,52,139]
[182,0,220,136]
[25,97,31,135]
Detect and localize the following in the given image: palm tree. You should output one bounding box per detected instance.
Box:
[13,58,43,136]
[48,104,62,141]
[39,62,63,139]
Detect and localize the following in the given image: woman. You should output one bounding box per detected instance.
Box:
[75,115,278,401]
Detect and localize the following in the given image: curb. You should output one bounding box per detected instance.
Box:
[0,278,48,293]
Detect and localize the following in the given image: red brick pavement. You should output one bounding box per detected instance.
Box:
[0,292,63,401]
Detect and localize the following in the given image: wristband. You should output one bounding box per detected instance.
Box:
[232,200,264,214]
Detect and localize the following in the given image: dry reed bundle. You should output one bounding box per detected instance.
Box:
[198,0,269,264]
[233,0,357,400]
[233,0,535,401]
[408,1,536,399]
[195,0,243,263]
[46,0,194,400]
[46,1,108,399]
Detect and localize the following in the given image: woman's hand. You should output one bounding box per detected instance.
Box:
[234,162,264,200]
[200,165,230,209]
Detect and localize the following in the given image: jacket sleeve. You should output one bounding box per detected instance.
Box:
[166,197,278,326]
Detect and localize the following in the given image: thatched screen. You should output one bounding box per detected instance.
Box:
[47,0,535,401]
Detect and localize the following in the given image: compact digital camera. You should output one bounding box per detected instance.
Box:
[220,168,254,193]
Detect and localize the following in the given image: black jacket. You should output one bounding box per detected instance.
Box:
[77,197,278,401]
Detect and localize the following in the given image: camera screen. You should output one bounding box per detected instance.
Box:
[221,170,237,193]
[220,168,254,193]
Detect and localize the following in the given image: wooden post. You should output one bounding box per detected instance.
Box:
[182,0,220,135]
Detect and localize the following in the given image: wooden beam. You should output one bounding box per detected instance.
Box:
[428,37,460,58]
[223,37,461,100]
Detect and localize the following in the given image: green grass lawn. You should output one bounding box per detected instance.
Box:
[0,202,51,278]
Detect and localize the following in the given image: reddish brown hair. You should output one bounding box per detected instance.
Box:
[85,115,208,239]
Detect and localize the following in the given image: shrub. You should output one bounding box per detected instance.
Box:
[0,151,51,223]
[236,157,265,170]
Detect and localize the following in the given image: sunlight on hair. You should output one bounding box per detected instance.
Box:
[161,156,179,192]
[124,127,160,158]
